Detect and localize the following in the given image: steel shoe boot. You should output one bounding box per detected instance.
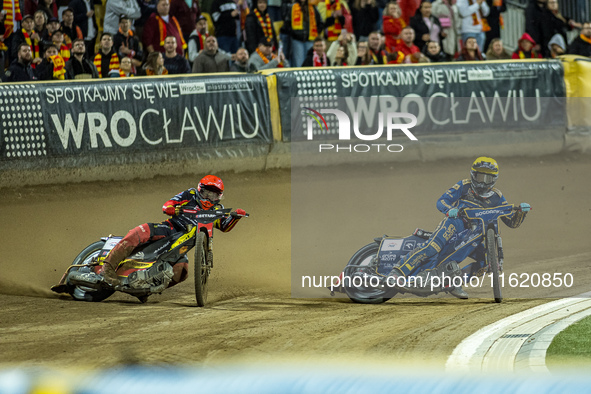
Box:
[450,286,469,299]
[102,263,121,287]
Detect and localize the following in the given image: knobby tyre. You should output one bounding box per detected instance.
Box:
[194,232,209,307]
[343,243,394,304]
[69,241,115,302]
[486,228,502,303]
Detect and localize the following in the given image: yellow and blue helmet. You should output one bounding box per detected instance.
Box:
[470,157,498,197]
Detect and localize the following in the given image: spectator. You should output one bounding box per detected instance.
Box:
[485,37,510,59]
[2,42,37,82]
[410,0,444,51]
[33,9,48,37]
[10,14,42,66]
[567,21,591,57]
[248,36,287,69]
[327,30,357,65]
[69,0,98,59]
[61,8,83,47]
[547,33,566,58]
[351,0,379,42]
[143,0,187,56]
[457,0,489,53]
[192,35,231,72]
[455,35,483,60]
[210,0,240,53]
[93,32,121,78]
[51,28,70,61]
[230,47,257,71]
[65,37,98,78]
[37,0,57,20]
[365,30,388,64]
[318,0,350,42]
[35,43,66,80]
[302,37,328,66]
[330,45,348,66]
[136,0,159,38]
[118,56,135,76]
[144,50,168,74]
[383,1,405,53]
[283,0,324,67]
[188,15,208,64]
[113,15,143,69]
[103,0,141,35]
[512,32,542,58]
[422,40,448,61]
[162,35,190,73]
[169,0,200,41]
[431,0,461,58]
[525,0,547,56]
[267,0,283,23]
[545,0,581,52]
[395,26,421,62]
[41,16,60,48]
[355,39,372,64]
[484,0,506,52]
[245,0,277,54]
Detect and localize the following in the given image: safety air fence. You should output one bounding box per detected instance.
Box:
[1,57,590,188]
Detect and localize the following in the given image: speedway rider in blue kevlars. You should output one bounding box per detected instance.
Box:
[385,157,531,299]
[101,175,247,287]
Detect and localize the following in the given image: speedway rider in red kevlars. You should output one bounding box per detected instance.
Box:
[101,175,246,287]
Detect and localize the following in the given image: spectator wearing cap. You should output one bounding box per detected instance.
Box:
[188,15,208,64]
[456,0,489,54]
[93,32,121,78]
[103,0,141,35]
[51,27,70,61]
[302,37,328,67]
[163,35,190,73]
[10,14,42,65]
[511,32,542,58]
[192,35,231,73]
[41,16,60,48]
[3,42,37,82]
[567,21,591,57]
[143,0,187,56]
[69,0,98,59]
[249,36,288,70]
[245,0,277,54]
[230,47,257,72]
[484,37,511,59]
[210,0,241,54]
[114,15,143,68]
[60,8,84,48]
[169,0,200,42]
[65,37,99,79]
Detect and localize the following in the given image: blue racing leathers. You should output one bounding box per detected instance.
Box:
[396,179,527,277]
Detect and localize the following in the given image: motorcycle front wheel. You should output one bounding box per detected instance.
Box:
[486,228,502,303]
[343,243,396,304]
[194,232,209,307]
[68,241,115,302]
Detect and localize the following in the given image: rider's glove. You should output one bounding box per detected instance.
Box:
[447,208,459,218]
[231,209,247,218]
[163,205,176,216]
[519,203,531,213]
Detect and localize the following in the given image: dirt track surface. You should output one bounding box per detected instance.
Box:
[1,154,590,369]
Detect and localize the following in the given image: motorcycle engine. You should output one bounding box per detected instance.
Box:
[127,261,174,293]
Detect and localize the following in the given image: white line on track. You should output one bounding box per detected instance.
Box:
[446,291,591,373]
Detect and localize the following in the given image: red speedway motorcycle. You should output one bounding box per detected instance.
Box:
[51,208,248,306]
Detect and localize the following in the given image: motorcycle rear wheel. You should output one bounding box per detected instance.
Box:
[194,232,209,307]
[486,228,502,303]
[344,243,395,304]
[68,241,115,302]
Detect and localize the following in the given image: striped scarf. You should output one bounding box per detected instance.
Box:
[23,29,40,66]
[581,34,591,45]
[291,2,318,40]
[156,15,187,50]
[325,0,342,42]
[254,9,273,39]
[119,69,134,77]
[370,49,387,64]
[1,0,22,50]
[59,44,70,62]
[49,55,66,79]
[468,0,489,32]
[93,52,120,78]
[517,50,539,59]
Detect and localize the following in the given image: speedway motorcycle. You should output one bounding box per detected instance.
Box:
[331,204,527,304]
[51,208,248,306]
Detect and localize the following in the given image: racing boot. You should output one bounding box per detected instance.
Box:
[450,286,469,299]
[101,261,121,287]
[382,266,405,289]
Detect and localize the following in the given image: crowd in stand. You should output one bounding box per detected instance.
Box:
[1,0,590,82]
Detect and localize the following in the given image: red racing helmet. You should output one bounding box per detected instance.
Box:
[197,175,224,209]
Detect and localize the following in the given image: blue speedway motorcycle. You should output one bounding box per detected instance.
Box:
[331,203,527,303]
